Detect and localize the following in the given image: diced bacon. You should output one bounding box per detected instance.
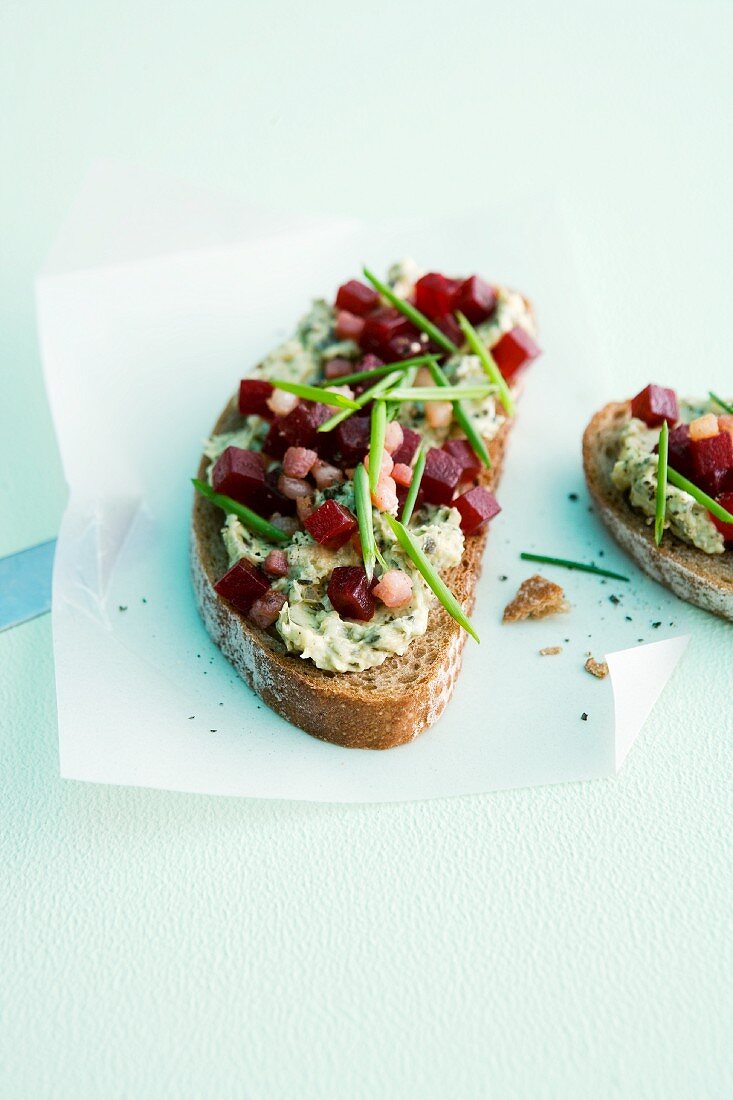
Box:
[415,366,433,387]
[282,446,317,479]
[690,413,721,441]
[311,459,344,490]
[373,569,413,608]
[384,420,404,454]
[335,311,365,342]
[392,462,413,487]
[270,514,299,536]
[324,356,354,380]
[278,475,312,500]
[263,549,289,577]
[364,450,394,477]
[296,495,315,523]
[267,389,300,417]
[371,474,399,514]
[719,415,733,441]
[426,401,453,429]
[248,589,287,629]
[345,467,356,480]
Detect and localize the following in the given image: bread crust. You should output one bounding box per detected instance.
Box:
[191,396,512,749]
[582,401,733,621]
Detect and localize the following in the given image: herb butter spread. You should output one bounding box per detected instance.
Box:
[611,401,725,554]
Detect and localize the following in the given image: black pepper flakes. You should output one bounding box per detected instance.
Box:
[568,493,579,502]
[609,595,621,605]
[118,605,128,612]
[581,712,588,721]
[652,621,662,629]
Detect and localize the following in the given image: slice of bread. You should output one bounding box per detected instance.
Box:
[582,401,733,621]
[191,396,512,750]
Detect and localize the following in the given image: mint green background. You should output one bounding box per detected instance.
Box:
[2,2,732,1097]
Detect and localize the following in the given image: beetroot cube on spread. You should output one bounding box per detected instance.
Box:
[304,500,358,550]
[334,416,371,465]
[390,427,420,467]
[214,559,270,615]
[327,566,375,621]
[442,438,482,481]
[279,401,331,449]
[690,431,733,484]
[453,486,501,536]
[211,447,266,505]
[263,419,288,460]
[630,384,679,427]
[710,492,733,541]
[491,327,541,384]
[335,279,380,317]
[431,313,463,349]
[452,276,497,325]
[238,379,274,419]
[667,423,693,478]
[360,308,416,356]
[255,468,296,517]
[414,273,456,320]
[421,448,462,505]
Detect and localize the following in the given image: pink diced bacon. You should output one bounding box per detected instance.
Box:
[311,459,344,490]
[371,474,399,513]
[263,549,289,577]
[392,463,413,487]
[248,589,287,629]
[364,451,394,477]
[384,420,404,455]
[296,496,315,523]
[267,389,300,417]
[426,401,453,429]
[372,569,413,608]
[282,446,317,479]
[277,474,312,500]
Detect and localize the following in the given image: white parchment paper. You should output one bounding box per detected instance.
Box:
[37,163,691,801]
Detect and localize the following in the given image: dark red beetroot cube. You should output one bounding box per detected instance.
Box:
[211,447,266,505]
[333,416,371,465]
[452,276,497,325]
[263,419,288,460]
[360,308,416,356]
[710,492,733,541]
[304,500,358,550]
[667,423,693,479]
[254,468,296,517]
[442,438,482,481]
[395,481,424,515]
[453,487,501,536]
[630,384,679,427]
[279,401,331,449]
[491,327,541,384]
[214,559,270,615]
[414,273,456,320]
[391,427,420,467]
[698,466,733,497]
[431,313,463,350]
[383,332,427,361]
[335,279,380,316]
[327,566,375,621]
[690,431,733,485]
[421,447,462,505]
[238,379,274,419]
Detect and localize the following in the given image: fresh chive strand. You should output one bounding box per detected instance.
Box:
[353,464,376,582]
[386,515,479,642]
[192,478,289,544]
[400,443,426,525]
[270,379,359,409]
[384,385,494,402]
[369,400,387,495]
[655,421,669,546]
[362,267,460,356]
[318,369,405,432]
[426,359,491,470]
[667,466,733,523]
[317,355,437,388]
[519,552,630,582]
[456,311,515,417]
[709,391,733,415]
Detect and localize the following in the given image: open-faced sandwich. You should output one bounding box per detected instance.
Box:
[583,384,733,620]
[191,260,540,748]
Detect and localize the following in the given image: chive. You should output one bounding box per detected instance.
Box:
[386,515,479,642]
[456,311,515,417]
[270,379,359,409]
[369,400,387,495]
[709,391,733,415]
[519,552,630,581]
[426,358,491,470]
[363,267,460,356]
[385,385,494,402]
[192,479,289,543]
[400,442,426,525]
[318,369,405,433]
[655,420,669,546]
[354,464,376,582]
[317,355,437,388]
[667,466,733,523]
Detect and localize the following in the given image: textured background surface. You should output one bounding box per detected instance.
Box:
[1,2,732,1096]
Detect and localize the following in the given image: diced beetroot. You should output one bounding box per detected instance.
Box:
[358,353,384,373]
[211,447,266,506]
[360,307,416,356]
[304,500,358,550]
[453,486,501,536]
[279,401,331,449]
[253,468,296,517]
[667,423,693,479]
[335,279,380,316]
[690,432,733,486]
[327,566,375,621]
[452,276,497,324]
[431,313,463,349]
[390,427,420,467]
[491,327,541,384]
[630,384,679,428]
[414,273,455,319]
[442,438,482,481]
[263,419,288,460]
[248,589,287,629]
[324,357,354,381]
[421,447,462,505]
[238,379,274,419]
[214,559,270,614]
[710,492,733,541]
[698,467,733,497]
[395,481,424,514]
[335,311,365,342]
[263,549,289,577]
[333,416,371,465]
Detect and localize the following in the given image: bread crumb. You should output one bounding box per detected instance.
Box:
[503,575,570,623]
[539,646,562,656]
[585,656,609,679]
